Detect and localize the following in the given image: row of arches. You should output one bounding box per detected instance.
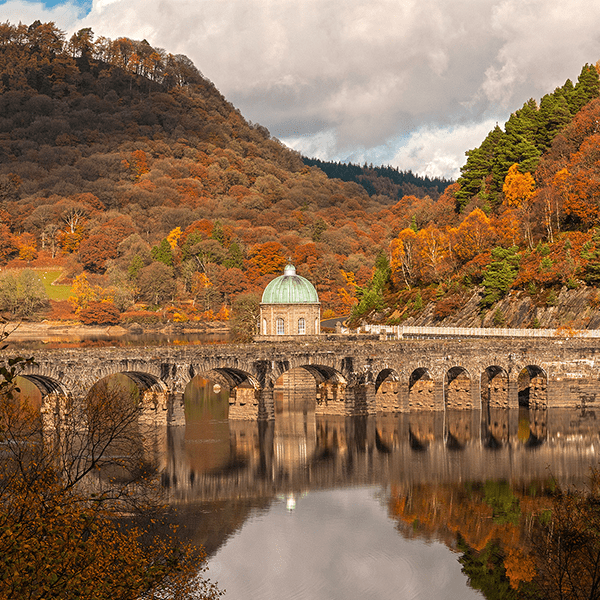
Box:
[15,360,550,425]
[375,364,547,412]
[273,364,548,414]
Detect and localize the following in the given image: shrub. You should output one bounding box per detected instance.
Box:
[79,301,121,325]
[0,269,48,316]
[434,294,464,320]
[120,309,162,324]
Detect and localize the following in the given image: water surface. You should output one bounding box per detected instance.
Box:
[160,399,600,599]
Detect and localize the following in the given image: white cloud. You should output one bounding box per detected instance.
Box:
[3,0,600,178]
[389,119,505,180]
[0,0,86,28]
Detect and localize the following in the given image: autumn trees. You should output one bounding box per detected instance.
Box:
[0,344,222,599]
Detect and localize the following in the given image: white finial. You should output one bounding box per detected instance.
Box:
[284,264,296,276]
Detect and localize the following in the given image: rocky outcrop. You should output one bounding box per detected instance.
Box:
[400,286,600,330]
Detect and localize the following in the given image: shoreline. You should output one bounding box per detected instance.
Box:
[1,320,230,341]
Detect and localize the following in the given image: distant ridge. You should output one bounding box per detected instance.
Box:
[302,157,453,202]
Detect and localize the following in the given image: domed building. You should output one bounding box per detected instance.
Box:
[258,264,321,337]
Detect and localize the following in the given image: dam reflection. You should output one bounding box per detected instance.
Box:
[161,402,600,502]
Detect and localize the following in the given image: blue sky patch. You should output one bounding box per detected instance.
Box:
[0,0,93,14]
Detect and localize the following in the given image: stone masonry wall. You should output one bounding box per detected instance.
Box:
[9,336,600,422]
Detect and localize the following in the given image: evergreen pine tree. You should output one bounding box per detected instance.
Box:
[536,90,572,151]
[583,230,600,285]
[151,238,173,266]
[456,125,504,210]
[570,64,600,113]
[224,241,244,269]
[481,246,520,307]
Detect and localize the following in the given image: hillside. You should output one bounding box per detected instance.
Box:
[0,21,406,322]
[351,63,600,331]
[2,21,600,333]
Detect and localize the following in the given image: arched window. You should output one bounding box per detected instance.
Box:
[262,318,267,335]
[298,317,306,334]
[276,317,285,335]
[315,318,319,334]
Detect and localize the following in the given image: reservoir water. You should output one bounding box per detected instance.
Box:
[160,385,600,600]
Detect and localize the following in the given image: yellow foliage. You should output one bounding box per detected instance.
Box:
[337,286,358,312]
[215,305,230,320]
[68,273,98,312]
[503,163,535,208]
[18,245,37,261]
[167,226,182,249]
[341,270,358,289]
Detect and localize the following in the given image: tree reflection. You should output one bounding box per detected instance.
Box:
[388,470,600,599]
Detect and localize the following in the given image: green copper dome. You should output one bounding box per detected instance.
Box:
[261,264,319,304]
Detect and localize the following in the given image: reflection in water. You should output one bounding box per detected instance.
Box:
[7,332,229,351]
[157,386,600,599]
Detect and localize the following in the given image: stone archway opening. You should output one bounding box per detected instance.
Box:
[274,366,318,414]
[204,367,260,421]
[17,374,68,406]
[375,369,400,413]
[87,372,167,418]
[445,367,472,410]
[480,366,509,449]
[481,366,508,408]
[184,374,231,421]
[518,366,547,408]
[5,375,62,439]
[179,374,232,474]
[409,368,434,410]
[517,366,547,446]
[15,374,69,428]
[83,373,164,484]
[276,364,346,416]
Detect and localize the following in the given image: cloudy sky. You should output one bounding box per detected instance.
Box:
[2,0,600,178]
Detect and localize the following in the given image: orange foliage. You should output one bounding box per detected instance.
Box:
[182,219,213,244]
[127,149,150,180]
[451,208,495,263]
[246,241,287,282]
[492,210,523,248]
[554,135,600,227]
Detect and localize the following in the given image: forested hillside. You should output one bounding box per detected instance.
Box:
[378,63,600,330]
[2,20,600,333]
[0,21,410,325]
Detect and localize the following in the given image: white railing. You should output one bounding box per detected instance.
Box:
[356,324,600,339]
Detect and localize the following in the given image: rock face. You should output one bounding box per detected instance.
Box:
[401,286,600,330]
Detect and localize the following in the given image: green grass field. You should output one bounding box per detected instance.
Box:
[38,270,72,301]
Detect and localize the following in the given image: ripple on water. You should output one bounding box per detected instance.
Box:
[334,549,417,600]
[223,549,418,600]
